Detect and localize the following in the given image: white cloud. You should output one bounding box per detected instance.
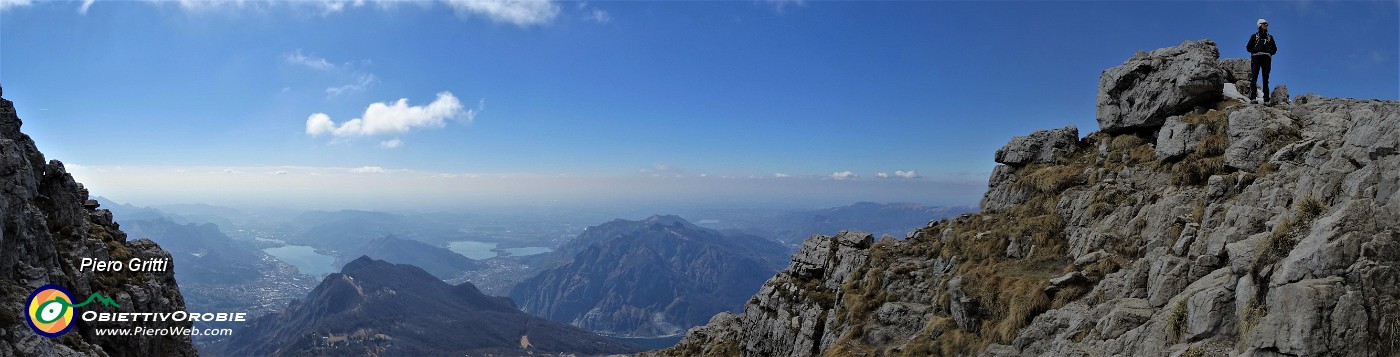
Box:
[316,0,366,14]
[830,171,857,180]
[78,0,95,14]
[222,168,244,175]
[306,113,336,137]
[876,172,889,179]
[170,0,264,12]
[895,170,919,179]
[379,138,402,149]
[284,49,338,71]
[306,91,470,139]
[639,163,684,177]
[444,0,559,27]
[350,166,386,174]
[325,74,377,97]
[0,0,33,11]
[585,8,610,23]
[763,0,806,13]
[774,173,790,178]
[275,170,290,175]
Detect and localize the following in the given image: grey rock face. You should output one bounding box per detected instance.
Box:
[1219,58,1252,82]
[1097,40,1226,133]
[948,277,980,331]
[994,126,1079,166]
[0,91,197,355]
[1156,115,1211,161]
[1224,105,1296,170]
[981,164,1029,212]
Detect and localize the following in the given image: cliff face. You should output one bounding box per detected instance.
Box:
[656,40,1400,356]
[0,87,198,355]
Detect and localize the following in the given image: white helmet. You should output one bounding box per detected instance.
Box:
[1258,18,1268,26]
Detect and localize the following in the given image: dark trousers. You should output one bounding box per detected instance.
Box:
[1250,55,1272,100]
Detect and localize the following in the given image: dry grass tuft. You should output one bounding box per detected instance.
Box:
[1019,164,1087,193]
[1167,299,1189,343]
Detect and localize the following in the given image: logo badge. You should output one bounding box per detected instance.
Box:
[26,285,76,338]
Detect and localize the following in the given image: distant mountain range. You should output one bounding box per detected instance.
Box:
[120,218,319,349]
[210,256,639,356]
[284,209,480,250]
[769,202,974,245]
[341,235,485,281]
[121,219,263,283]
[510,215,789,338]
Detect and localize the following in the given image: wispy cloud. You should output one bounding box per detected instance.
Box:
[325,74,378,97]
[773,173,790,178]
[98,0,574,26]
[315,0,367,14]
[443,0,559,27]
[307,92,479,146]
[761,0,806,13]
[584,8,610,23]
[78,0,95,14]
[282,49,379,98]
[639,163,685,177]
[350,166,387,173]
[284,49,338,71]
[829,171,857,180]
[379,138,403,149]
[896,170,918,179]
[0,0,33,11]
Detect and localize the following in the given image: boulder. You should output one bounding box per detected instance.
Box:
[1155,115,1211,161]
[1097,40,1226,133]
[948,277,981,331]
[1268,85,1289,105]
[1046,271,1088,294]
[1218,58,1252,82]
[994,125,1079,166]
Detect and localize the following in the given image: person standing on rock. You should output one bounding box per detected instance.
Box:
[1246,18,1278,103]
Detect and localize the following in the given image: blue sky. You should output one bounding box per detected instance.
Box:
[1,0,1396,209]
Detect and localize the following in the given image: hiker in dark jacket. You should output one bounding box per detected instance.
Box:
[1246,18,1278,102]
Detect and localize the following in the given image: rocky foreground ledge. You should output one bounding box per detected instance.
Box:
[652,40,1399,357]
[0,87,197,355]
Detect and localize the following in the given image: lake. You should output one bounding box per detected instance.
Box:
[263,245,337,277]
[447,240,553,260]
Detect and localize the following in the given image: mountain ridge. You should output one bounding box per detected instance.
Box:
[212,255,640,356]
[510,215,789,338]
[653,39,1400,356]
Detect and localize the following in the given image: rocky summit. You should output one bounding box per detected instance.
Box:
[0,86,198,356]
[654,39,1399,356]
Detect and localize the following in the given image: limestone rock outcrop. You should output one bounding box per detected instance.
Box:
[994,126,1079,166]
[1097,40,1226,133]
[653,40,1400,357]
